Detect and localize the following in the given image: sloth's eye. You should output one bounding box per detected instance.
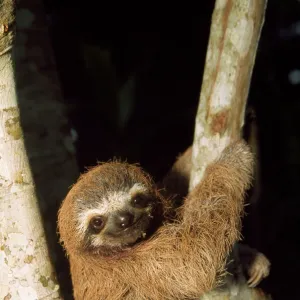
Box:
[131,194,151,208]
[89,216,105,233]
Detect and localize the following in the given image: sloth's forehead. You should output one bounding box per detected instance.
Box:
[75,183,147,216]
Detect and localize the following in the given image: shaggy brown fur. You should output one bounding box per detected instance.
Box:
[58,141,254,300]
[163,131,270,289]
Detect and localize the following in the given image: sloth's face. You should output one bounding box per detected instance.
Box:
[74,181,163,254]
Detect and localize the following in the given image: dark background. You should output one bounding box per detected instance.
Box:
[42,1,300,299]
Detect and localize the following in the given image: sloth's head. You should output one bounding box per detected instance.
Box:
[58,162,166,256]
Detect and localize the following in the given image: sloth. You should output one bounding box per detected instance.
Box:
[58,140,255,300]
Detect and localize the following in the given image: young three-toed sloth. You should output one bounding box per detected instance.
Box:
[58,141,268,300]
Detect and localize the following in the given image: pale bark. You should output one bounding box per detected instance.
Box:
[190,0,270,299]
[190,0,268,190]
[0,0,79,299]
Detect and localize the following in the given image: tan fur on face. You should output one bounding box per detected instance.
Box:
[76,209,103,238]
[129,183,148,197]
[58,141,254,300]
[75,179,150,242]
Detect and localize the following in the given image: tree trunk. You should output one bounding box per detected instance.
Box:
[190,0,267,189]
[0,0,79,299]
[189,0,270,299]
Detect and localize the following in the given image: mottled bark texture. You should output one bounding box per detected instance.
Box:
[190,0,270,299]
[190,0,267,190]
[0,0,79,299]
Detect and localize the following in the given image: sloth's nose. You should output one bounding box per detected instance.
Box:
[115,211,134,229]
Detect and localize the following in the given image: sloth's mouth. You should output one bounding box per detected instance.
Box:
[124,212,152,233]
[119,209,161,247]
[130,208,163,243]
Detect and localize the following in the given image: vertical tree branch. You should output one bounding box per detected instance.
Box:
[190,0,267,190]
[0,0,79,298]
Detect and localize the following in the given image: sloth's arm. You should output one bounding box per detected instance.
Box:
[132,141,254,299]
